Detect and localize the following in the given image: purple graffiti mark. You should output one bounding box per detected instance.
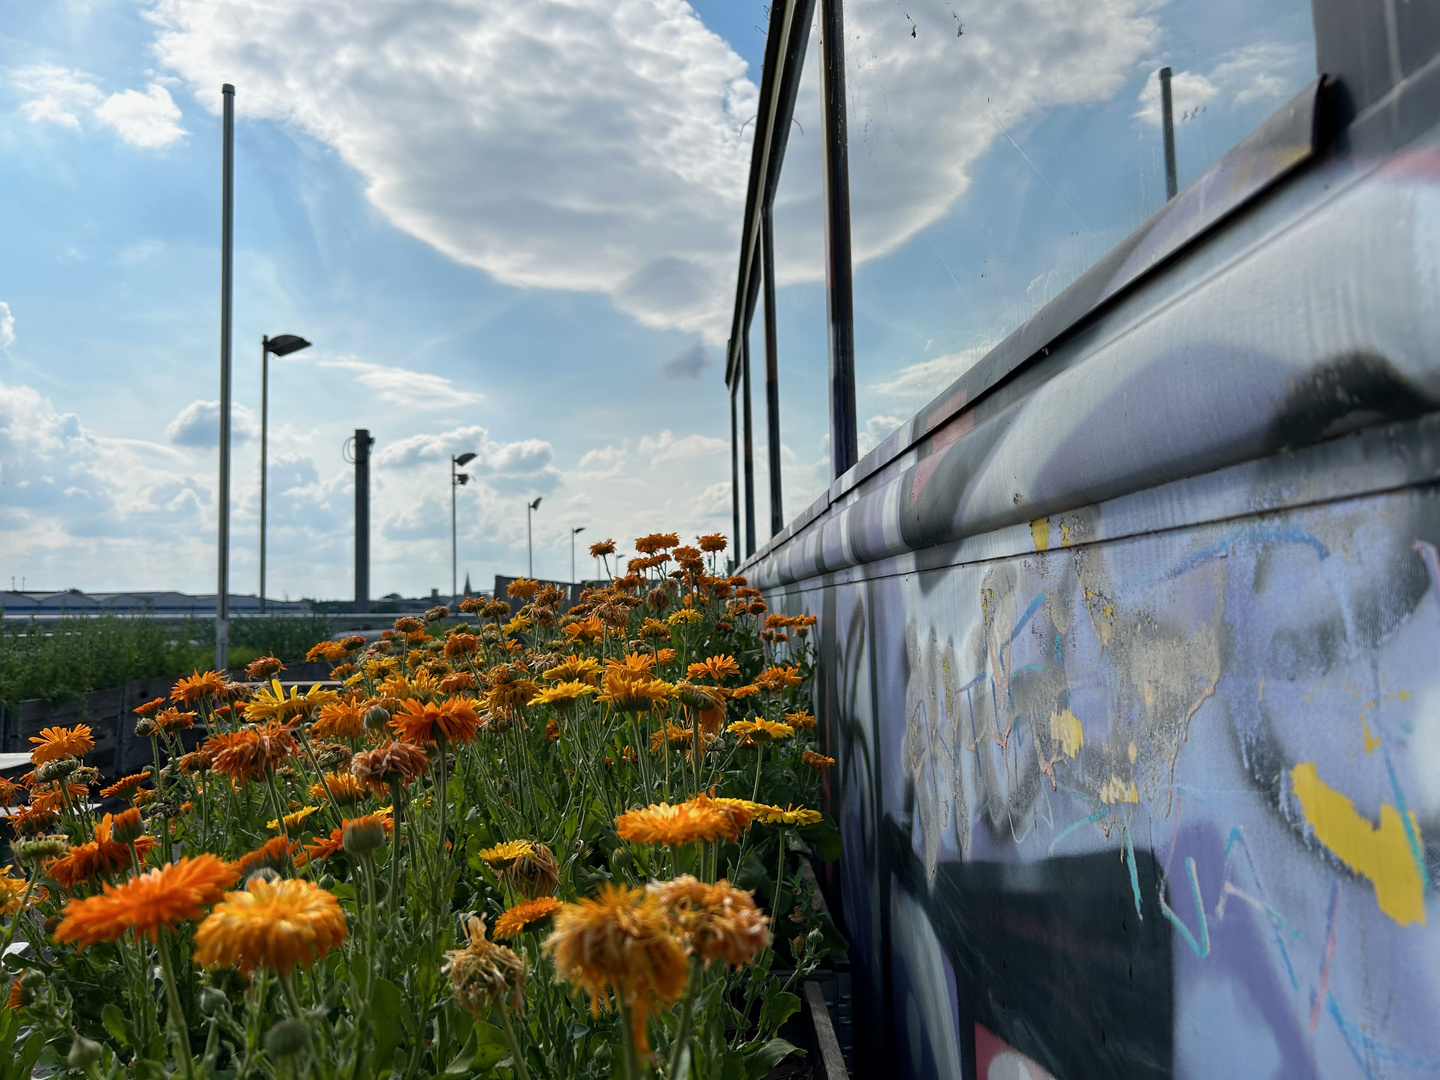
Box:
[1326,993,1440,1074]
[1412,539,1440,611]
[1122,823,1143,919]
[1381,744,1431,889]
[1309,881,1341,1032]
[1158,855,1210,957]
[1121,521,1331,591]
[1216,826,1300,991]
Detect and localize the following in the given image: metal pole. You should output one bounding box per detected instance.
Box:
[259,336,268,615]
[216,83,234,670]
[818,0,858,480]
[571,530,576,585]
[761,202,783,537]
[1160,66,1178,200]
[730,363,740,567]
[741,329,757,558]
[355,429,371,613]
[451,456,458,604]
[527,503,533,577]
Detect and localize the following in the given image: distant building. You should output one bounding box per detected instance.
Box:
[0,590,311,619]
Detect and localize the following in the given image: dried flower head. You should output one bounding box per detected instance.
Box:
[246,655,286,680]
[443,915,527,1018]
[502,842,560,899]
[802,750,835,771]
[213,721,299,782]
[352,741,429,790]
[648,876,771,969]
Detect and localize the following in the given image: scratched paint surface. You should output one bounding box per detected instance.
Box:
[749,134,1440,1078]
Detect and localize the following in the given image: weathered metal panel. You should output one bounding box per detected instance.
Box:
[751,99,1440,1080]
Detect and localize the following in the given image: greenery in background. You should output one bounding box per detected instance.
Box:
[0,615,334,706]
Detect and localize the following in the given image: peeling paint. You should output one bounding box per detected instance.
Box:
[1049,708,1083,757]
[1031,517,1050,551]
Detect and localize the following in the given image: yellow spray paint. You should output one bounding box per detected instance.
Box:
[1031,518,1050,551]
[1049,709,1083,757]
[1290,761,1425,926]
[1362,720,1382,755]
[1100,777,1139,804]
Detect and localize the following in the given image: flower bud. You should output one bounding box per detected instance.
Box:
[318,874,338,891]
[34,757,78,783]
[111,809,145,844]
[264,1017,312,1057]
[13,835,68,863]
[245,867,281,886]
[198,987,229,1015]
[342,816,386,857]
[134,717,159,738]
[363,706,390,731]
[67,1035,102,1070]
[73,766,100,786]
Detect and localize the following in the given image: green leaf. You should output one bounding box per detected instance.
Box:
[761,991,801,1031]
[799,816,842,862]
[443,1026,478,1074]
[371,977,404,1075]
[101,1002,131,1047]
[744,1037,801,1080]
[470,1021,509,1072]
[9,1031,48,1080]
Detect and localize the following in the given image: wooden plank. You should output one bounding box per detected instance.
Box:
[804,981,849,1080]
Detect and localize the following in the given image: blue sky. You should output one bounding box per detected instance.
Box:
[0,0,1314,600]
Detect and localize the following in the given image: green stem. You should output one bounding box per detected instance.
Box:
[666,958,703,1080]
[495,1003,532,1080]
[751,744,765,803]
[280,971,305,1018]
[616,996,642,1080]
[157,930,197,1080]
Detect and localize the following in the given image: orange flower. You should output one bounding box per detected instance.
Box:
[785,710,817,731]
[697,533,727,553]
[802,750,835,771]
[312,702,365,740]
[562,615,606,643]
[755,665,802,693]
[236,837,298,878]
[598,669,674,713]
[493,896,563,940]
[439,672,477,693]
[309,772,368,804]
[588,538,616,558]
[544,884,688,1052]
[507,578,541,600]
[7,807,59,835]
[544,656,602,685]
[351,741,429,790]
[297,814,392,867]
[30,784,91,814]
[193,877,347,974]
[213,721,298,781]
[46,812,156,888]
[615,797,748,846]
[687,655,740,682]
[172,670,227,705]
[154,708,196,734]
[246,655,285,680]
[54,854,237,947]
[29,725,94,765]
[0,869,29,917]
[727,718,794,744]
[649,876,771,969]
[390,698,479,744]
[133,697,167,717]
[443,633,478,659]
[0,778,23,808]
[306,641,349,663]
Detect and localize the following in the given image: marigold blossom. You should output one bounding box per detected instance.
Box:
[615,797,748,846]
[172,670,227,705]
[54,855,237,947]
[648,876,771,969]
[727,719,794,744]
[477,840,535,868]
[193,877,347,974]
[29,725,94,766]
[802,750,835,771]
[390,698,479,744]
[493,896,563,940]
[687,655,741,682]
[312,702,365,740]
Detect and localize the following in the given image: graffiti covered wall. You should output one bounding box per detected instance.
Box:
[750,127,1440,1078]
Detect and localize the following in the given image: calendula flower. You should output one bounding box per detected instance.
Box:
[746,803,823,826]
[236,837,298,878]
[544,884,688,1052]
[244,680,338,724]
[54,855,237,947]
[802,750,835,771]
[667,609,704,627]
[306,641,349,663]
[390,698,480,744]
[589,538,617,558]
[193,877,347,974]
[649,876,771,969]
[29,725,94,766]
[246,655,285,680]
[727,719,794,744]
[649,724,700,752]
[312,702,365,740]
[444,915,527,1018]
[0,778,22,808]
[0,869,29,917]
[172,670,227,705]
[133,697,167,717]
[98,772,151,801]
[697,533,727,553]
[615,797,748,846]
[46,811,156,888]
[443,633,478,659]
[755,665,802,693]
[562,615,606,643]
[507,578,541,600]
[267,805,320,832]
[309,772,368,804]
[532,681,596,710]
[500,842,560,899]
[543,655,602,683]
[154,708,195,734]
[7,807,59,835]
[351,741,429,790]
[30,783,91,814]
[213,720,299,782]
[494,896,563,940]
[687,655,741,682]
[785,710,817,731]
[477,840,535,869]
[599,669,675,713]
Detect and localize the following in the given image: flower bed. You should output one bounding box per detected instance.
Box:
[0,533,843,1080]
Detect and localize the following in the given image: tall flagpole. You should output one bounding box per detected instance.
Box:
[216,83,235,671]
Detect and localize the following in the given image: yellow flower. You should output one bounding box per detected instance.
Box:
[193,878,347,974]
[615,796,749,846]
[542,656,603,685]
[784,710,817,731]
[502,613,533,637]
[727,718,794,744]
[477,840,536,868]
[245,680,338,724]
[267,805,321,832]
[309,773,368,804]
[667,609,703,626]
[532,681,596,709]
[0,869,29,917]
[746,803,823,827]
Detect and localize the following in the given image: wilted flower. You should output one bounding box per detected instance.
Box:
[443,915,527,1018]
[649,876,771,969]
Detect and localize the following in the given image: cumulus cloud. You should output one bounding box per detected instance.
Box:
[0,302,13,349]
[1135,41,1306,126]
[9,64,186,147]
[166,400,260,447]
[150,0,756,340]
[375,424,551,474]
[870,347,988,411]
[662,343,711,380]
[315,357,481,409]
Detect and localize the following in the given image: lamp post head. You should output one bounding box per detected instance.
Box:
[264,334,311,357]
[454,452,477,467]
[573,526,585,535]
[530,497,542,511]
[456,473,470,485]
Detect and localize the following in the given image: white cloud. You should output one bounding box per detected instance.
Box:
[870,347,988,409]
[150,0,756,341]
[315,357,481,410]
[0,302,13,349]
[94,84,187,148]
[1135,41,1305,127]
[374,424,554,481]
[9,65,185,147]
[166,400,260,447]
[636,430,727,464]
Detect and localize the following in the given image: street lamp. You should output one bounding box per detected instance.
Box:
[570,526,585,585]
[259,333,311,614]
[526,497,542,577]
[451,451,477,604]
